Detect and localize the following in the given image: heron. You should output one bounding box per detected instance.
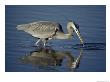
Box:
[16,20,84,47]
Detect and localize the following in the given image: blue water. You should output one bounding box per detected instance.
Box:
[5,5,106,72]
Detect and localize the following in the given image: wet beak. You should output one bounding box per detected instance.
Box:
[76,29,84,44]
[72,26,84,44]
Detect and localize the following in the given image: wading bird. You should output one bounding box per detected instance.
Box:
[16,20,84,47]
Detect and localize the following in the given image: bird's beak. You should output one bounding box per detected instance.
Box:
[72,25,84,44]
[76,29,84,44]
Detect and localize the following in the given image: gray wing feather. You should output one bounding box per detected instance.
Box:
[17,21,63,38]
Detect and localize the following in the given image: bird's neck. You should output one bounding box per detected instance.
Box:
[64,34,72,39]
[54,32,72,39]
[67,23,74,35]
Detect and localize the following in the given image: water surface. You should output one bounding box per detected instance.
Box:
[5,5,106,72]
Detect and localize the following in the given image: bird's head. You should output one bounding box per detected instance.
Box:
[67,20,84,44]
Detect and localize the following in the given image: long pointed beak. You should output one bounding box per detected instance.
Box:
[73,26,84,44]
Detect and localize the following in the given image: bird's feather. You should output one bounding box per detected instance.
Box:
[17,21,64,38]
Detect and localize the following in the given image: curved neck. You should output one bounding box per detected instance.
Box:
[54,32,72,39]
[54,22,75,40]
[67,22,74,35]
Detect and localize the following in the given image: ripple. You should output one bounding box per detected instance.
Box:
[72,43,106,50]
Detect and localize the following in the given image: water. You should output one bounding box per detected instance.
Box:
[5,5,106,72]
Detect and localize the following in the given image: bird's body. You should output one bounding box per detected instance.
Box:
[16,20,84,47]
[17,21,63,38]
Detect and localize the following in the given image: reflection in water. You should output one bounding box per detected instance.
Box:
[20,47,83,71]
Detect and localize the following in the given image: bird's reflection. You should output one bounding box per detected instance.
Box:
[20,47,83,71]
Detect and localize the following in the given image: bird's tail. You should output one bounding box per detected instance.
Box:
[16,24,28,30]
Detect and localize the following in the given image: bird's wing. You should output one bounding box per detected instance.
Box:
[20,21,63,38]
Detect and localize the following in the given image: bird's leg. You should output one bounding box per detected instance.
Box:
[41,38,50,47]
[42,39,47,47]
[34,39,41,46]
[43,40,47,47]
